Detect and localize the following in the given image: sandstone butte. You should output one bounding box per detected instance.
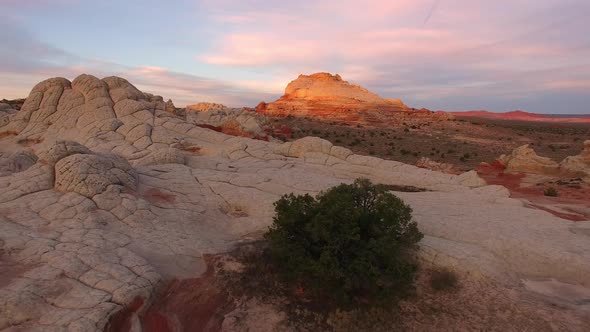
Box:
[256,72,453,124]
[0,74,589,331]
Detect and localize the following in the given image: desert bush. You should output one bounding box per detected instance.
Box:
[265,179,423,306]
[544,187,558,197]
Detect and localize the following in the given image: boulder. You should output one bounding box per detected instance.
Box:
[276,136,333,158]
[39,140,92,165]
[165,99,177,114]
[0,150,38,176]
[499,145,560,175]
[560,140,590,182]
[499,143,590,183]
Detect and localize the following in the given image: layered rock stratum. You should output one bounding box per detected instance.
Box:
[256,73,453,125]
[0,75,589,331]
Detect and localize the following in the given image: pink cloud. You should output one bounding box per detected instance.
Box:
[199,33,319,66]
[542,79,590,91]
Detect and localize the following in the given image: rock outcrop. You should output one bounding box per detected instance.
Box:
[561,140,590,182]
[0,102,18,128]
[1,74,589,331]
[186,106,269,140]
[499,145,560,175]
[256,73,454,125]
[186,102,228,113]
[499,142,590,182]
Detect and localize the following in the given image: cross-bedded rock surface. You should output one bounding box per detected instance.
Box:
[256,72,454,125]
[0,75,589,331]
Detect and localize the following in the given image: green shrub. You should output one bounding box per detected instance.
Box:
[265,179,423,306]
[544,187,558,197]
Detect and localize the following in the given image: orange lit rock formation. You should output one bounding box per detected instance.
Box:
[256,73,453,125]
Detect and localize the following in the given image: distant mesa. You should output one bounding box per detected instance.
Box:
[256,72,454,125]
[452,110,590,123]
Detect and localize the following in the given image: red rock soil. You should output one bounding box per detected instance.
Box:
[104,255,234,332]
[105,248,590,332]
[477,161,590,221]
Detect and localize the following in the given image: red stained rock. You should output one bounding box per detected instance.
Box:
[104,297,145,332]
[142,188,176,204]
[477,163,590,221]
[140,255,233,332]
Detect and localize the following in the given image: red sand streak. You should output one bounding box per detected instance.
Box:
[142,188,176,204]
[476,163,589,222]
[524,203,588,222]
[140,255,233,332]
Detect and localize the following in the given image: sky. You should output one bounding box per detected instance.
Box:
[0,0,589,113]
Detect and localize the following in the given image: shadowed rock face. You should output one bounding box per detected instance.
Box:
[256,72,454,125]
[0,74,589,331]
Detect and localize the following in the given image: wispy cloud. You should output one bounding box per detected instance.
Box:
[196,0,590,112]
